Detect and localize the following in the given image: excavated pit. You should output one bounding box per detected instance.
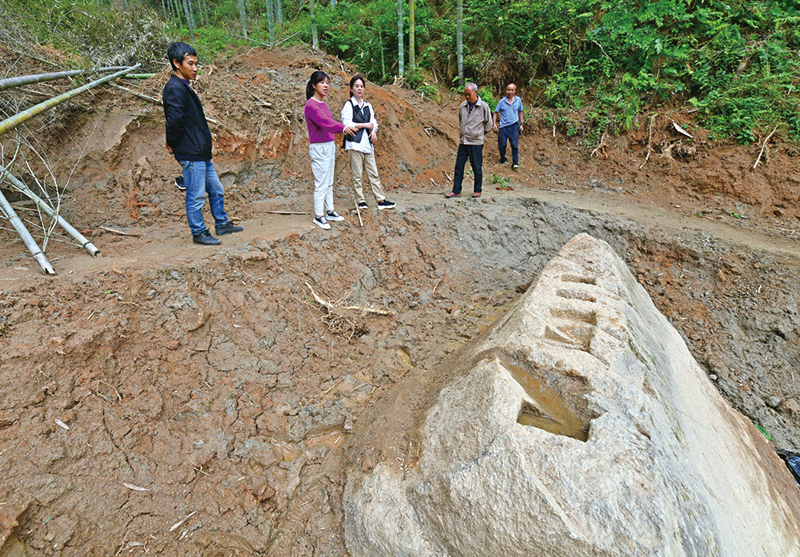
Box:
[2,193,799,555]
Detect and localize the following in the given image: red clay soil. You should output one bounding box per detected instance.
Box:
[1,45,800,555]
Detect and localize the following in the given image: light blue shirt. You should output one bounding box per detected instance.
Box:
[494,95,523,128]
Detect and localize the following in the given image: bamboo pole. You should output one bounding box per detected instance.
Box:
[122,73,157,80]
[0,65,140,138]
[0,66,131,92]
[0,188,55,274]
[0,164,100,257]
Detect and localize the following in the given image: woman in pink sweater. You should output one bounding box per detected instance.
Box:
[304,71,357,230]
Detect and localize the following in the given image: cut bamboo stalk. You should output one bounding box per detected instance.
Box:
[0,66,130,92]
[121,73,157,80]
[0,64,140,138]
[0,188,55,274]
[0,164,100,256]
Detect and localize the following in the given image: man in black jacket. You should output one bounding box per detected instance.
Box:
[163,42,242,245]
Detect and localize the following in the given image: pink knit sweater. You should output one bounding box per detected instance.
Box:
[304,98,345,143]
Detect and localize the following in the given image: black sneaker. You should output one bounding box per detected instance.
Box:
[357,201,369,210]
[326,211,345,222]
[193,230,221,245]
[175,175,186,191]
[377,199,396,210]
[216,222,243,235]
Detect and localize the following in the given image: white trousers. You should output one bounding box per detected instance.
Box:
[309,141,336,217]
[349,150,385,203]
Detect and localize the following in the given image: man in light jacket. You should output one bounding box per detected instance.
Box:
[446,82,493,198]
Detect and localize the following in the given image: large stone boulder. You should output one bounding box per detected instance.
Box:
[343,233,800,557]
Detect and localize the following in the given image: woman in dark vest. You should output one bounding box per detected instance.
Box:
[341,75,395,210]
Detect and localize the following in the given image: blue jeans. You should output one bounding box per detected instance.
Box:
[453,144,483,194]
[498,122,519,164]
[179,160,230,236]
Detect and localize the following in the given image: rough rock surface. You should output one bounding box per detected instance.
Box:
[344,233,800,557]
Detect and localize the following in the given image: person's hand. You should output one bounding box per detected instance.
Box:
[367,122,376,130]
[519,124,524,133]
[343,125,358,135]
[370,131,377,143]
[165,143,173,154]
[492,123,498,132]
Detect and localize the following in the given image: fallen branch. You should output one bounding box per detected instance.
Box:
[275,31,301,48]
[353,196,363,227]
[232,33,273,49]
[539,187,575,193]
[411,190,445,195]
[305,282,393,316]
[248,90,273,107]
[639,113,657,170]
[590,131,607,158]
[101,226,139,237]
[121,73,156,80]
[265,210,308,215]
[753,125,779,170]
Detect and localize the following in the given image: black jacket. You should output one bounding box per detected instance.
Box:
[162,74,213,161]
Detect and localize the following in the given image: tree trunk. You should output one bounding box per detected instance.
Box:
[457,0,463,87]
[310,0,319,49]
[238,0,248,39]
[409,0,415,71]
[182,0,196,44]
[171,0,182,26]
[266,0,275,45]
[377,25,386,81]
[397,0,404,76]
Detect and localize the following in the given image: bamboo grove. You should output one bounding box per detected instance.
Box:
[1,0,799,141]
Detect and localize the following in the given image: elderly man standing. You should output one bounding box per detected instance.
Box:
[446,82,492,198]
[493,83,524,169]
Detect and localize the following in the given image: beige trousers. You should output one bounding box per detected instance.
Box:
[349,150,385,203]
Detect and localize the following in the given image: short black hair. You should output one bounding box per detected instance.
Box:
[349,75,366,90]
[167,42,197,71]
[306,70,329,100]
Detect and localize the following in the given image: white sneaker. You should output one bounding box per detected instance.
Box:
[326,211,345,222]
[313,216,331,230]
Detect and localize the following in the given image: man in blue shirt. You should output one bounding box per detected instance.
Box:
[492,83,524,169]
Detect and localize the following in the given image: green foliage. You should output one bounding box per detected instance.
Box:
[1,0,172,70]
[477,86,496,110]
[5,0,799,144]
[454,0,800,142]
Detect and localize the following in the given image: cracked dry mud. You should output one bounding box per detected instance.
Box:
[2,46,800,555]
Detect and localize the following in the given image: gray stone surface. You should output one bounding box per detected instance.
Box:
[344,233,800,557]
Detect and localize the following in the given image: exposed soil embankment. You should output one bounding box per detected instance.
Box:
[2,46,800,555]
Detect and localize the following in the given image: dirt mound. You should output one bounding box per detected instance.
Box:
[2,45,800,555]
